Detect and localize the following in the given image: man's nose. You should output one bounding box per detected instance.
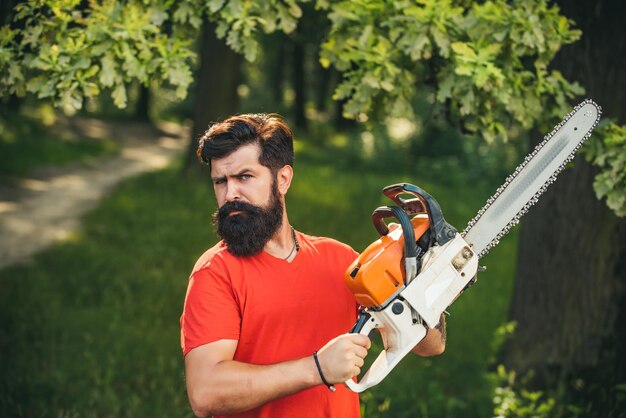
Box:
[224,182,241,202]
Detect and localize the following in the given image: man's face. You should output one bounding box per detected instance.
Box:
[210,143,284,256]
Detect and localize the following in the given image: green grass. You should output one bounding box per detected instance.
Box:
[0,135,517,417]
[0,114,117,181]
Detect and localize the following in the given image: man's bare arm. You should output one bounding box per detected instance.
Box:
[411,313,446,356]
[185,340,316,417]
[185,334,371,417]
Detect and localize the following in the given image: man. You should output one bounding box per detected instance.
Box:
[180,113,446,418]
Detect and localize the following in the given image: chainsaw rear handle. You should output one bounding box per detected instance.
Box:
[350,310,373,334]
[371,205,418,260]
[345,303,428,393]
[382,183,457,245]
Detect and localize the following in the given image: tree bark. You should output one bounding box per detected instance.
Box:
[315,66,331,113]
[291,33,307,130]
[183,19,240,173]
[265,33,286,106]
[503,0,626,383]
[134,84,151,122]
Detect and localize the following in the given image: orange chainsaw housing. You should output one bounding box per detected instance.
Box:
[345,214,430,309]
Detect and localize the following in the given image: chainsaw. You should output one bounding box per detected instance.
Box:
[343,100,601,393]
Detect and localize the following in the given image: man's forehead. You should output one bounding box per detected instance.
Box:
[210,143,263,176]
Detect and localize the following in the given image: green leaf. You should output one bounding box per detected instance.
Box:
[208,0,226,14]
[111,83,127,108]
[451,42,477,60]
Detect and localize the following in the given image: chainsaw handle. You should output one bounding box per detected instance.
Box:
[345,311,378,392]
[382,183,457,245]
[371,205,418,259]
[345,304,428,393]
[350,310,375,334]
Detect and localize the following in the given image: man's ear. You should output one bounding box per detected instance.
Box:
[276,165,293,195]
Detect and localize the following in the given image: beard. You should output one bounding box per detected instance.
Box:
[212,181,284,257]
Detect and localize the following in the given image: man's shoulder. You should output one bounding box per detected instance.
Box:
[299,232,358,257]
[191,241,231,275]
[301,233,348,247]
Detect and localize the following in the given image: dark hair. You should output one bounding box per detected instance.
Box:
[197,113,294,172]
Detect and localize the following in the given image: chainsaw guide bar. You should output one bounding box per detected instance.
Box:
[462,99,602,258]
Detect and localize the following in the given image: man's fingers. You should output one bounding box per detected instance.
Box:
[354,356,365,368]
[347,333,371,349]
[316,333,374,383]
[354,346,368,360]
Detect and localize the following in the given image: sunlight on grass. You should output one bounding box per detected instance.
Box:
[0,113,118,181]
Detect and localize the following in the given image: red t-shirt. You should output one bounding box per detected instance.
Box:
[180,231,360,418]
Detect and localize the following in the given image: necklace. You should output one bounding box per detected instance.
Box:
[283,226,300,261]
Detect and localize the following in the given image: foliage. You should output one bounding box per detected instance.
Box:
[0,0,624,213]
[489,365,626,418]
[1,0,196,112]
[210,0,304,61]
[320,0,583,137]
[487,319,626,418]
[491,366,556,418]
[584,121,626,216]
[315,0,625,215]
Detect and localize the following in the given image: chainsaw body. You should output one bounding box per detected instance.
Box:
[344,183,478,393]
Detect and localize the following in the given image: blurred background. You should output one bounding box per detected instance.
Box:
[0,1,625,417]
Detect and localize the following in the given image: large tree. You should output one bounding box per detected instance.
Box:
[503,0,626,413]
[183,18,241,172]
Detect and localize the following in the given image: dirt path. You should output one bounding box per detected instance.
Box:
[0,117,189,270]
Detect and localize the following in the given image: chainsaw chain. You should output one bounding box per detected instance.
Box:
[461,99,602,259]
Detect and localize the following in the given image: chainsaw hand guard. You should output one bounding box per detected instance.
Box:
[383,183,457,246]
[371,205,418,284]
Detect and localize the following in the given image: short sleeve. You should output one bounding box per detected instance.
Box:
[180,267,241,356]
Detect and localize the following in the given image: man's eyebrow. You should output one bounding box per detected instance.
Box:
[211,169,254,182]
[234,169,253,177]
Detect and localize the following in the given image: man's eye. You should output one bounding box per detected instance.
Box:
[240,174,252,180]
[214,179,225,185]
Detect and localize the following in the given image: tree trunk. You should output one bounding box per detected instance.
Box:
[183,19,240,173]
[291,33,307,130]
[503,0,626,383]
[134,84,150,122]
[315,66,331,113]
[265,33,286,106]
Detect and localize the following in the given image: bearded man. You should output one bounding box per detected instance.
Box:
[180,114,446,418]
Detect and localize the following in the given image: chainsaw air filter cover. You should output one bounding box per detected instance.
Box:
[345,214,430,309]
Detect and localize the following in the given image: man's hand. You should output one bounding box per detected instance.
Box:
[315,333,371,383]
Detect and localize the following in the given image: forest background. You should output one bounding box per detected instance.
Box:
[0,0,625,417]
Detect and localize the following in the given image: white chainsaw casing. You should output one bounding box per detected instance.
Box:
[402,233,479,327]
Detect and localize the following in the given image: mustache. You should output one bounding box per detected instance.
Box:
[215,200,262,222]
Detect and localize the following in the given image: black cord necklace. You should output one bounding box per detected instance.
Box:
[283,226,300,260]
